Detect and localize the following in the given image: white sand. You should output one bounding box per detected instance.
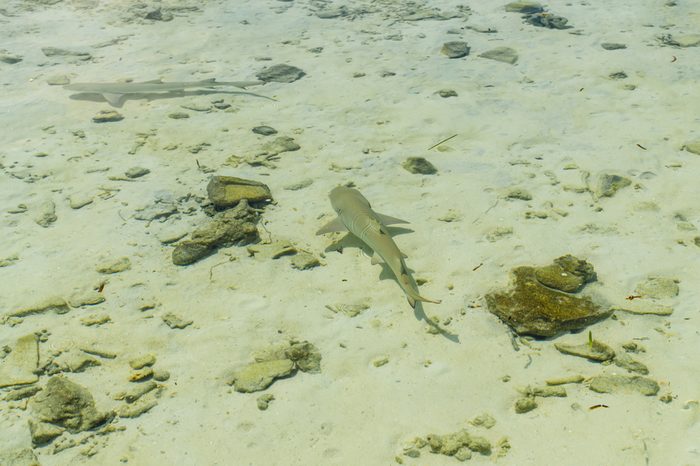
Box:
[1,0,699,464]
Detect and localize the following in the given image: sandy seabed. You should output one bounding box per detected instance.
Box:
[1,1,699,465]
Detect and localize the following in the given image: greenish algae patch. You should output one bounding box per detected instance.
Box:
[485,266,611,337]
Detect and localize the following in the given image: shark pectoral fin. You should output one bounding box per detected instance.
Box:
[102,93,125,107]
[407,296,416,308]
[316,217,347,235]
[401,252,408,258]
[375,212,410,225]
[139,79,164,84]
[370,252,383,265]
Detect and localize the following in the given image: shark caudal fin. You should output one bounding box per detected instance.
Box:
[400,272,441,307]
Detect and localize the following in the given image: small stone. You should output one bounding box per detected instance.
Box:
[682,140,700,155]
[555,338,615,362]
[441,41,470,59]
[291,252,320,270]
[373,356,389,367]
[125,167,150,179]
[46,75,71,85]
[545,375,585,385]
[613,353,649,375]
[253,126,277,136]
[168,112,190,119]
[34,200,57,227]
[256,393,275,410]
[4,385,42,401]
[635,277,679,299]
[207,176,272,208]
[122,381,157,403]
[601,43,627,50]
[96,257,131,274]
[152,369,170,382]
[325,303,369,317]
[28,419,64,446]
[41,47,91,60]
[525,12,570,29]
[588,375,659,396]
[128,368,153,382]
[660,33,700,48]
[92,110,124,123]
[69,194,93,209]
[256,64,306,83]
[505,2,543,13]
[228,359,295,393]
[437,89,458,98]
[514,396,537,413]
[403,157,437,174]
[30,376,110,433]
[161,313,193,329]
[594,173,631,198]
[116,397,158,418]
[609,71,628,80]
[0,51,23,64]
[80,313,111,326]
[0,334,39,387]
[469,413,496,429]
[129,354,156,370]
[479,47,518,64]
[506,188,531,200]
[284,178,313,191]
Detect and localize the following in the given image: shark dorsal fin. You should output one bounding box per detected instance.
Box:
[102,93,125,107]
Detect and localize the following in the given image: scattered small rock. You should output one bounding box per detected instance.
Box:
[69,193,93,209]
[34,200,57,227]
[228,359,295,393]
[207,176,272,208]
[253,125,278,136]
[505,188,532,201]
[291,252,320,270]
[588,375,659,396]
[256,64,306,83]
[325,303,369,317]
[593,173,631,198]
[659,33,700,48]
[554,338,615,362]
[441,41,470,58]
[505,2,543,14]
[129,354,156,370]
[46,74,71,85]
[403,157,437,175]
[30,376,111,436]
[682,140,700,155]
[168,112,190,119]
[601,42,627,50]
[92,110,124,123]
[514,396,538,413]
[96,257,131,274]
[635,277,679,299]
[257,393,275,410]
[525,12,570,29]
[0,334,39,387]
[161,313,193,329]
[125,167,150,179]
[41,47,92,61]
[0,50,23,64]
[479,47,518,64]
[437,89,458,98]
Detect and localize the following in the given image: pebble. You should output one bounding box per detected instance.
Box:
[588,375,659,396]
[403,157,437,174]
[601,43,627,50]
[256,64,306,83]
[441,41,470,58]
[125,167,150,179]
[554,339,615,362]
[635,277,679,299]
[95,257,131,274]
[46,74,71,85]
[129,354,156,370]
[0,50,23,64]
[34,200,57,227]
[228,359,295,393]
[252,125,278,136]
[437,89,458,98]
[479,47,518,64]
[505,2,543,13]
[69,194,93,209]
[162,312,193,329]
[0,334,39,387]
[128,368,154,382]
[257,394,275,410]
[168,112,190,119]
[92,110,124,123]
[207,175,272,208]
[291,252,320,270]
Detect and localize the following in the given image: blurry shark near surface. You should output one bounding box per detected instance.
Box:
[62,78,268,107]
[317,186,441,308]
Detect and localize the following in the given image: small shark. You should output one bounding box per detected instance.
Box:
[317,186,441,307]
[63,78,267,107]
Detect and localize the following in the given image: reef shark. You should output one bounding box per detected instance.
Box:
[317,186,441,307]
[63,78,266,107]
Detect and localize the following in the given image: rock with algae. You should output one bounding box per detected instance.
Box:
[485,266,611,337]
[554,338,615,362]
[206,176,272,209]
[534,255,596,293]
[172,199,260,265]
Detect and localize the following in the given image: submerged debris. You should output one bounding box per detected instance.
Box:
[588,375,659,396]
[206,175,272,209]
